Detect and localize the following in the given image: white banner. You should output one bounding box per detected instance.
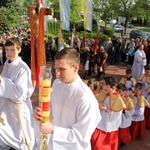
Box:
[59,0,70,31]
[87,0,92,31]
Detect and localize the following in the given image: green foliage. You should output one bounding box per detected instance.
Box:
[1,0,150,35]
[19,0,32,15]
[47,20,110,43]
[23,23,30,29]
[47,22,60,35]
[75,19,98,32]
[93,0,150,29]
[70,1,82,23]
[103,26,114,37]
[0,7,9,34]
[76,25,85,32]
[110,0,150,30]
[55,31,108,44]
[92,19,98,32]
[94,0,113,27]
[0,0,25,34]
[99,32,109,43]
[0,0,7,7]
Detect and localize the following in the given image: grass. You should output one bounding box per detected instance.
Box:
[135,26,150,32]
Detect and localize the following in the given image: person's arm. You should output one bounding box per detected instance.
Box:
[99,102,122,121]
[136,52,143,63]
[125,109,135,118]
[34,99,101,149]
[99,103,107,111]
[133,107,144,116]
[99,53,106,67]
[0,66,34,102]
[51,101,100,149]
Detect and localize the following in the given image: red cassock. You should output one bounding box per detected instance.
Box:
[118,127,132,145]
[91,128,118,150]
[130,120,146,140]
[144,107,150,128]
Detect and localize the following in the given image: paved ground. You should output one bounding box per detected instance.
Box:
[1,61,150,150]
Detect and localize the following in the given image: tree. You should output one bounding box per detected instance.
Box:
[110,0,150,32]
[50,0,82,28]
[0,0,22,33]
[133,0,150,26]
[93,0,114,28]
[110,0,136,33]
[0,7,9,34]
[0,0,34,34]
[0,0,9,7]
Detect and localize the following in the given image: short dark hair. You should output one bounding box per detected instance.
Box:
[55,48,80,66]
[93,81,99,91]
[116,83,126,91]
[144,65,150,71]
[104,76,116,88]
[5,37,22,50]
[98,76,105,82]
[126,69,132,74]
[87,78,95,87]
[135,82,142,90]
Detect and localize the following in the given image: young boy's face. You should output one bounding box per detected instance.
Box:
[89,83,94,91]
[134,87,141,95]
[126,73,131,78]
[117,89,124,96]
[5,45,21,62]
[99,80,106,89]
[145,69,150,76]
[102,84,110,92]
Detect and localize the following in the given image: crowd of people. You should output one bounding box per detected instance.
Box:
[1,27,150,80]
[0,26,150,150]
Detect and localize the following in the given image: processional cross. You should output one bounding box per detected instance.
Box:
[29,0,54,88]
[29,1,54,149]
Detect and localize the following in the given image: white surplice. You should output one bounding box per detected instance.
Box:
[34,76,101,150]
[0,57,36,150]
[120,109,135,128]
[132,96,145,122]
[97,96,122,132]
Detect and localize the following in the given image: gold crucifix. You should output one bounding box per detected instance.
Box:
[0,116,5,126]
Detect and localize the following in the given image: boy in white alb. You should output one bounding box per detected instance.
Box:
[119,69,136,95]
[0,37,36,149]
[129,83,149,140]
[138,65,150,98]
[91,76,126,150]
[145,85,150,128]
[117,83,135,146]
[33,48,101,150]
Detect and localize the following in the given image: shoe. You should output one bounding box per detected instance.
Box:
[9,148,16,150]
[119,142,125,148]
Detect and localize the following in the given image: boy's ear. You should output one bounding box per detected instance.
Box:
[18,48,21,53]
[74,64,79,72]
